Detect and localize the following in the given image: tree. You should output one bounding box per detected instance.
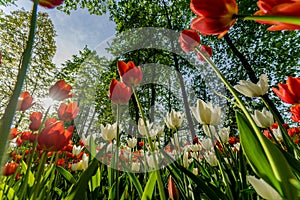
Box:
[0,10,57,115]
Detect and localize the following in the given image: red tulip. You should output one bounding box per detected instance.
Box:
[21,131,31,141]
[190,0,238,38]
[17,91,33,111]
[272,77,300,104]
[3,162,18,176]
[38,119,74,151]
[49,80,74,101]
[290,104,300,123]
[109,79,132,105]
[168,176,179,200]
[117,61,143,87]
[179,30,201,52]
[10,128,19,139]
[37,0,64,8]
[58,102,79,122]
[255,0,300,31]
[29,112,42,131]
[196,45,213,62]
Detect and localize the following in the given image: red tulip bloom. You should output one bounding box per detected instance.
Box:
[255,0,300,31]
[17,91,33,111]
[29,112,42,131]
[272,77,300,104]
[21,131,31,141]
[179,30,201,52]
[38,119,74,151]
[3,162,18,176]
[58,102,79,122]
[37,0,64,8]
[10,128,19,139]
[49,80,74,101]
[290,104,300,123]
[109,79,132,105]
[117,61,143,87]
[196,45,213,62]
[190,0,238,38]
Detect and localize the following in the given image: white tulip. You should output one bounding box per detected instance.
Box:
[191,99,221,125]
[127,137,137,148]
[138,118,153,136]
[251,108,274,128]
[217,127,230,143]
[204,150,218,166]
[234,74,268,97]
[247,176,281,200]
[72,145,83,156]
[100,122,117,141]
[165,109,184,130]
[201,138,213,150]
[131,162,140,172]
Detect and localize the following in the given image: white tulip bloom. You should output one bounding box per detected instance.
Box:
[217,127,230,143]
[131,162,140,172]
[273,128,283,140]
[100,122,117,141]
[247,176,281,200]
[193,168,198,176]
[191,99,221,125]
[234,74,268,97]
[72,145,84,156]
[138,118,153,136]
[204,150,218,166]
[201,138,213,150]
[127,137,137,148]
[165,109,184,130]
[251,108,274,128]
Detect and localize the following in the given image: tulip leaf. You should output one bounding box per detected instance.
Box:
[141,172,157,200]
[236,111,298,200]
[126,172,143,198]
[178,165,226,200]
[21,160,35,187]
[64,158,98,200]
[56,166,76,184]
[0,183,18,200]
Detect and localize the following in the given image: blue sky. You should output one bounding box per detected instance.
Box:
[1,0,116,66]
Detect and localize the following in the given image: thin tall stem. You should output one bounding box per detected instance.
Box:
[132,87,166,200]
[0,0,39,167]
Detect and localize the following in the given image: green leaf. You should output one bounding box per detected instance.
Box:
[126,172,143,198]
[178,166,225,200]
[64,158,98,200]
[141,172,157,200]
[56,166,76,184]
[0,183,18,200]
[236,111,298,199]
[21,160,35,187]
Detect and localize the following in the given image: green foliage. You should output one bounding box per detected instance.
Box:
[0,10,57,115]
[236,111,298,199]
[58,0,109,15]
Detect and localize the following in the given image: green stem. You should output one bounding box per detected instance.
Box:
[31,150,48,200]
[0,0,39,167]
[19,105,51,199]
[239,15,300,26]
[132,87,166,200]
[116,105,120,200]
